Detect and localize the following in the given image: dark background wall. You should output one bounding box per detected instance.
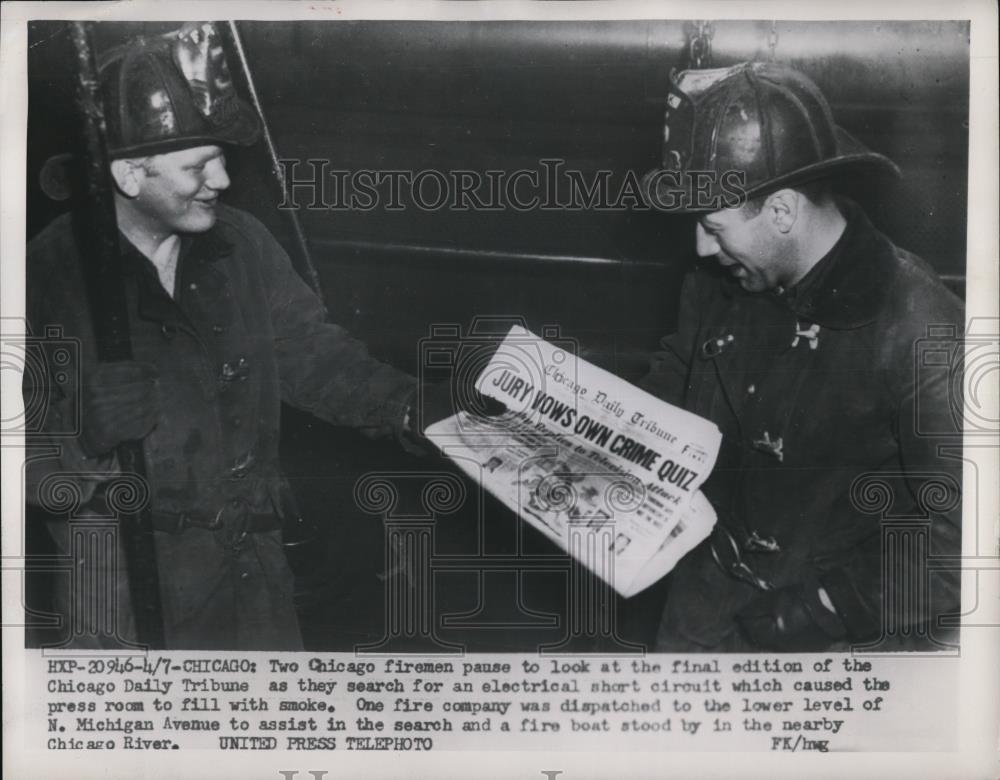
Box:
[25,20,970,373]
[24,20,970,650]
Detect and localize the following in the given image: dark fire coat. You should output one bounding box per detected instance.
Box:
[25,204,415,648]
[640,201,964,651]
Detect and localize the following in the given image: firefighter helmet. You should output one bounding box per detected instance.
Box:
[99,23,260,159]
[642,61,900,212]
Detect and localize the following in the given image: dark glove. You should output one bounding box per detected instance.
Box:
[395,382,506,458]
[736,581,847,652]
[415,381,507,434]
[80,361,159,457]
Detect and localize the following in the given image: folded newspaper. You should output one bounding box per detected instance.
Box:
[425,326,722,598]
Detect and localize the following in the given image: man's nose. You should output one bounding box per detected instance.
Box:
[205,158,231,192]
[695,223,720,257]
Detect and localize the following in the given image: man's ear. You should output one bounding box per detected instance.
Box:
[766,189,798,234]
[110,158,143,198]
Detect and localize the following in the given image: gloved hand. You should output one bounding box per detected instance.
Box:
[416,381,507,434]
[395,382,507,458]
[79,361,159,457]
[736,581,847,652]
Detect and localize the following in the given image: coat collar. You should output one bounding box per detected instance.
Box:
[179,224,235,267]
[120,223,234,326]
[719,198,900,329]
[120,221,234,273]
[781,199,898,328]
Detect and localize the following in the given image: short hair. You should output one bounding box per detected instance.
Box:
[741,180,834,218]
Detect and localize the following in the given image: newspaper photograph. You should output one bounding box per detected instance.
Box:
[1,2,998,780]
[426,325,722,597]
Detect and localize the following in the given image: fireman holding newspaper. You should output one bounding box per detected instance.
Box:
[430,62,963,657]
[636,63,963,653]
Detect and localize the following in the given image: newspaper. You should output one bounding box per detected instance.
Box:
[426,326,722,597]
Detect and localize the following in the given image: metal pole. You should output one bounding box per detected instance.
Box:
[220,20,326,310]
[68,21,165,648]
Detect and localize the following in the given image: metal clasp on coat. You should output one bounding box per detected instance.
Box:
[216,498,250,552]
[751,430,784,462]
[791,321,821,350]
[229,449,256,480]
[710,525,774,593]
[220,356,251,383]
[744,530,781,553]
[700,333,735,359]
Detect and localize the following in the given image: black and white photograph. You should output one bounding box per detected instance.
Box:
[2,2,998,778]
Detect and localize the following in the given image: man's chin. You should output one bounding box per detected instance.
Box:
[737,277,767,293]
[180,209,218,234]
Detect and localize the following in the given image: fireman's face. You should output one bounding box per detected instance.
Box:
[132,145,230,235]
[695,201,796,293]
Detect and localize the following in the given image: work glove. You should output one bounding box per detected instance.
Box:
[736,580,847,652]
[416,381,507,433]
[396,382,506,458]
[79,361,159,457]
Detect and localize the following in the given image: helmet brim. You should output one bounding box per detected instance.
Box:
[642,126,901,214]
[107,98,261,160]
